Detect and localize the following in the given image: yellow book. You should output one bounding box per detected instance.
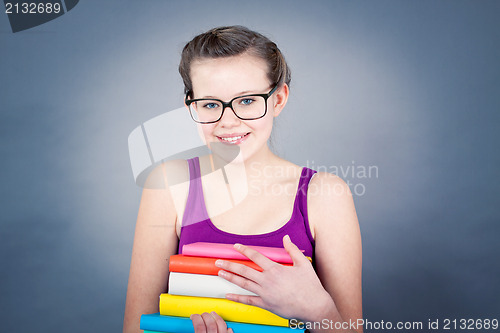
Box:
[159,294,289,327]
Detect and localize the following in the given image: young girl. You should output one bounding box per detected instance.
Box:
[123,26,362,333]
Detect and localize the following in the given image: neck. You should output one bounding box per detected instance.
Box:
[203,144,296,209]
[210,143,282,180]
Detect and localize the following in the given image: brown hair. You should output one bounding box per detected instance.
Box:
[179,26,291,98]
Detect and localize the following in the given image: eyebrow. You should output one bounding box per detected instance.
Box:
[199,89,260,100]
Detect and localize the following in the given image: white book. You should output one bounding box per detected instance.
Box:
[168,272,257,298]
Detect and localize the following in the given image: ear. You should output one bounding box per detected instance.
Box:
[272,83,289,117]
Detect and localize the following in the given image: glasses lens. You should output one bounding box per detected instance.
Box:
[188,95,267,123]
[189,100,222,123]
[232,95,266,119]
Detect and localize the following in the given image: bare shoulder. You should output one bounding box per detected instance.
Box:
[143,159,189,190]
[309,171,352,195]
[136,160,187,232]
[308,171,358,233]
[141,159,190,234]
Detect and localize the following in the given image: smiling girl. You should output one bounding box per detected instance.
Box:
[123,26,362,333]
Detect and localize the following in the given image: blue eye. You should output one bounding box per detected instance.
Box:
[203,102,220,109]
[240,98,254,105]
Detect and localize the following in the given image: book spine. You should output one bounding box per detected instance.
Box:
[182,242,297,264]
[141,313,304,333]
[159,294,289,327]
[168,272,257,298]
[169,254,266,275]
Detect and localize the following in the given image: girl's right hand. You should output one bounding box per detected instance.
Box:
[190,312,234,333]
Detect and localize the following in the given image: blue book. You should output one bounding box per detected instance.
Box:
[140,313,305,333]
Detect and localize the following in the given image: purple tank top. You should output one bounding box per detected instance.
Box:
[178,157,317,259]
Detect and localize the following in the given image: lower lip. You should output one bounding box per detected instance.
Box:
[217,133,250,145]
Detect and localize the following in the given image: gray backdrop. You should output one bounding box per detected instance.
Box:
[1,1,499,332]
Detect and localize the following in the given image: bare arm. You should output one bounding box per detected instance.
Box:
[123,165,179,333]
[308,172,363,332]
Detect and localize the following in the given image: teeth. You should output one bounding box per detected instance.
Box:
[220,135,244,142]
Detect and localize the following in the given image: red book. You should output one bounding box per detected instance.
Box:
[169,254,293,275]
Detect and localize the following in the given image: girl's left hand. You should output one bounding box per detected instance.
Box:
[190,311,234,333]
[215,235,335,321]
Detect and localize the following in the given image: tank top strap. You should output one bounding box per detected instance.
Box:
[296,167,317,245]
[181,157,209,227]
[297,167,317,201]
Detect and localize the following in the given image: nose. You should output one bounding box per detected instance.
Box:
[218,105,241,127]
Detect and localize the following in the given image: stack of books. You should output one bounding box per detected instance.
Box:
[140,242,305,333]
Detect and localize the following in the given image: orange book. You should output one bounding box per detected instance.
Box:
[169,254,293,275]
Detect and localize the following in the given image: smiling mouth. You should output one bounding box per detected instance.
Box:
[216,133,250,144]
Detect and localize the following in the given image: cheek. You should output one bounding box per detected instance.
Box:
[253,116,274,138]
[197,123,215,144]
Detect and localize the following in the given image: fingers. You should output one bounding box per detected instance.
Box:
[201,312,219,333]
[190,314,207,333]
[207,312,228,332]
[217,269,261,294]
[282,234,309,266]
[191,312,229,333]
[233,243,276,270]
[225,293,267,310]
[215,260,262,283]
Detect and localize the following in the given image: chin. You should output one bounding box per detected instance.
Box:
[208,141,243,165]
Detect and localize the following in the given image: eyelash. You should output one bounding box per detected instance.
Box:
[203,102,220,109]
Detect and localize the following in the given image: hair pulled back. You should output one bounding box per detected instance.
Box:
[179,26,291,98]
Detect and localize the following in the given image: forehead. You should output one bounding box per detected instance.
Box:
[190,53,270,99]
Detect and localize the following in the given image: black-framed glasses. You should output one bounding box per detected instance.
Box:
[185,84,278,124]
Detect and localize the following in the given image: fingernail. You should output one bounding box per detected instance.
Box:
[234,243,242,250]
[218,270,227,277]
[215,259,223,267]
[284,234,291,242]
